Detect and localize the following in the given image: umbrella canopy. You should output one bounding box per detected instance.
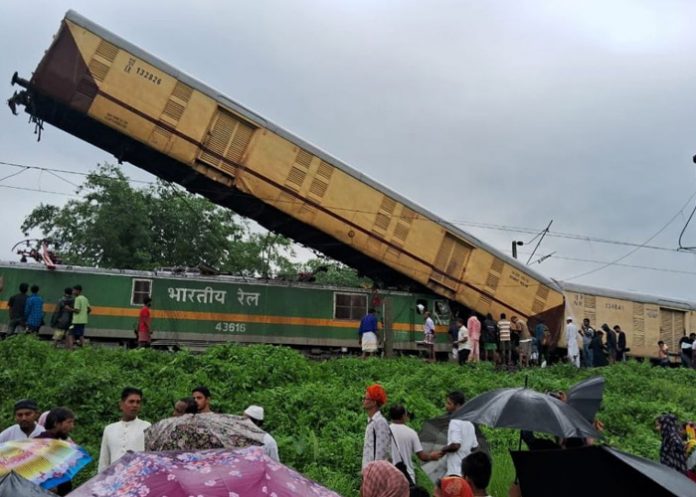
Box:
[145,413,266,451]
[566,376,605,423]
[511,445,696,497]
[452,387,600,439]
[418,413,489,483]
[69,446,343,497]
[0,439,91,490]
[0,472,56,497]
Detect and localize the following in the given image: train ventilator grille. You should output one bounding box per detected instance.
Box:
[198,109,255,176]
[632,303,646,348]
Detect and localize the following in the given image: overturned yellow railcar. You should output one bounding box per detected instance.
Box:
[9,11,565,332]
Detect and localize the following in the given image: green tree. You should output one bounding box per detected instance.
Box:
[21,164,295,274]
[292,258,373,288]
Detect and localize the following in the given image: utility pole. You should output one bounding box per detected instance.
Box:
[512,240,523,259]
[383,298,394,358]
[526,220,553,265]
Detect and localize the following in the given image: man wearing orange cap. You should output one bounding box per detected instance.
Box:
[362,384,391,469]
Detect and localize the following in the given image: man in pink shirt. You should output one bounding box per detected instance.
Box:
[466,314,481,363]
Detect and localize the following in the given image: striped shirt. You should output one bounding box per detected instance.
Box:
[498,320,511,342]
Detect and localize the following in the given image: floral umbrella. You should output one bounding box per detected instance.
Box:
[0,438,91,490]
[69,446,343,497]
[145,413,265,451]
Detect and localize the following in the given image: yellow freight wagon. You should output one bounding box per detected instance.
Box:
[9,11,565,332]
[560,282,695,359]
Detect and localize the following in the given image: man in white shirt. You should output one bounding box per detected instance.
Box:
[243,405,280,462]
[565,317,580,368]
[389,404,439,483]
[362,384,390,468]
[98,387,151,472]
[0,399,44,442]
[456,318,471,366]
[439,391,478,476]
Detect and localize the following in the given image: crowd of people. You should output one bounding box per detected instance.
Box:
[2,282,92,350]
[2,282,159,348]
[361,384,492,497]
[0,386,279,496]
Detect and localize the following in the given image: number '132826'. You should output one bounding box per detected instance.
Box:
[215,322,246,333]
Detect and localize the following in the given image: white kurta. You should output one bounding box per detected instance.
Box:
[0,424,44,443]
[566,323,580,367]
[98,418,151,472]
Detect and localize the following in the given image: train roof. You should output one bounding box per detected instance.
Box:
[0,260,430,297]
[63,10,562,294]
[557,281,696,311]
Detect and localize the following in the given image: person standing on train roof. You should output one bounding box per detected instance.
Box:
[466,313,481,363]
[67,284,90,350]
[565,317,580,367]
[359,308,379,358]
[192,386,213,413]
[580,318,595,368]
[137,297,153,348]
[497,314,512,366]
[5,282,29,338]
[24,285,44,335]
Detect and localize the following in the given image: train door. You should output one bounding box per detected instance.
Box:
[659,307,686,354]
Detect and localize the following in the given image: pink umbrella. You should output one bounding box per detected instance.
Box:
[69,446,342,497]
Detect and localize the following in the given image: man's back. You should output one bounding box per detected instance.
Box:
[25,295,44,327]
[8,293,27,319]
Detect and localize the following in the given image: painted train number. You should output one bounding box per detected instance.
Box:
[215,322,247,333]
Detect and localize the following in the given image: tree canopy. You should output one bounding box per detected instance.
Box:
[21,164,295,276]
[20,164,370,286]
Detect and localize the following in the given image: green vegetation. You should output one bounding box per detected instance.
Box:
[19,164,369,287]
[1,337,694,496]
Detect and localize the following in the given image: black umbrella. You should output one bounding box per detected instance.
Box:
[452,387,600,439]
[418,412,489,482]
[567,376,605,423]
[0,472,55,497]
[511,445,696,497]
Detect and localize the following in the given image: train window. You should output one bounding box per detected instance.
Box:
[131,279,152,306]
[334,292,368,320]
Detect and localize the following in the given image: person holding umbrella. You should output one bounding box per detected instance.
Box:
[35,407,77,496]
[439,391,478,477]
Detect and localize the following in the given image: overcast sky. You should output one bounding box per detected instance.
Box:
[2,0,696,300]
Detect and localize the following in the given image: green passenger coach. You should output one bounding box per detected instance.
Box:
[0,262,451,352]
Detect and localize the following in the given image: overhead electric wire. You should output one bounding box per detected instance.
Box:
[2,159,695,271]
[562,189,696,282]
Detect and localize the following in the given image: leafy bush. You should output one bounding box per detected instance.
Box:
[0,337,694,496]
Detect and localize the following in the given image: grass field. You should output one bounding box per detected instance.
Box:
[0,336,694,496]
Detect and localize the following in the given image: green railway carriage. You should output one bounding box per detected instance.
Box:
[0,262,451,351]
